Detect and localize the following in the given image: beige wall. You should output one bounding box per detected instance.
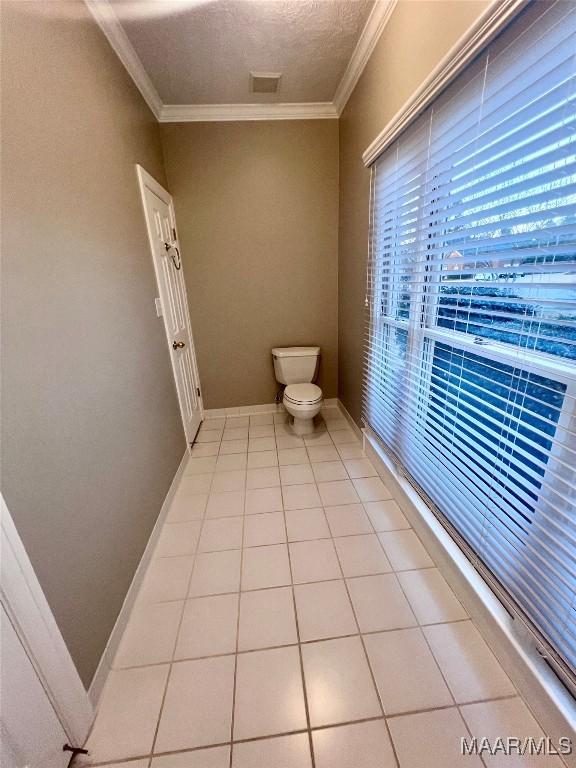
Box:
[338,0,491,425]
[160,120,339,408]
[1,1,184,686]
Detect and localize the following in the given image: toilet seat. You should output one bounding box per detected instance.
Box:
[284,383,323,405]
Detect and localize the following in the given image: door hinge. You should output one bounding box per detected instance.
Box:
[196,387,201,397]
[172,227,177,241]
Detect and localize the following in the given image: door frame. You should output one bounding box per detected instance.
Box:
[0,494,94,746]
[135,165,204,448]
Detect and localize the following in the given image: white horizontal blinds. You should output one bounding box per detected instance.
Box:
[364,0,576,687]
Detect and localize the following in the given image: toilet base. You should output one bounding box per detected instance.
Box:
[290,416,316,436]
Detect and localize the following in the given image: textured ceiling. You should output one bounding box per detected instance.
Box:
[111,0,375,104]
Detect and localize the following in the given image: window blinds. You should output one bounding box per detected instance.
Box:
[364,0,576,689]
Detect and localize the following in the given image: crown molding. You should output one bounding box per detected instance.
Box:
[84,0,163,119]
[333,0,397,116]
[362,0,528,166]
[160,102,338,123]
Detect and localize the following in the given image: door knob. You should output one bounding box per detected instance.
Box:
[172,340,186,349]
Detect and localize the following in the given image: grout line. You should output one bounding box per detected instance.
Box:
[279,475,317,768]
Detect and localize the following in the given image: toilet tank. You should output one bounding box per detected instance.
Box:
[272,346,320,385]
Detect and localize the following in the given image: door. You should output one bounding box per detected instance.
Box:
[1,606,69,768]
[0,496,93,768]
[136,166,203,447]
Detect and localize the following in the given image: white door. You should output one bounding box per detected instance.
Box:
[1,607,70,768]
[137,166,203,447]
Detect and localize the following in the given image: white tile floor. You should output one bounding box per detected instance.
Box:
[85,409,565,768]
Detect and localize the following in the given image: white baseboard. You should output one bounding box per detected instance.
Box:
[336,398,363,442]
[363,428,576,764]
[88,450,189,707]
[205,398,340,419]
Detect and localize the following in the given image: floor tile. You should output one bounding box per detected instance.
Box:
[326,418,349,432]
[302,636,381,727]
[352,476,392,502]
[460,697,563,768]
[242,544,292,590]
[277,435,305,450]
[175,593,238,659]
[336,444,365,459]
[274,411,290,423]
[227,416,249,427]
[280,463,315,485]
[312,461,348,483]
[289,539,341,583]
[249,424,275,437]
[184,456,218,475]
[250,413,274,426]
[189,549,241,596]
[219,439,248,455]
[278,447,309,465]
[245,486,283,514]
[247,450,278,468]
[233,646,307,739]
[202,418,226,430]
[156,521,201,557]
[330,429,358,445]
[364,628,453,714]
[114,601,183,668]
[283,483,322,510]
[308,445,340,462]
[206,489,244,519]
[238,586,298,651]
[378,530,434,571]
[303,432,333,448]
[138,556,194,604]
[190,443,219,457]
[233,733,312,768]
[246,466,280,489]
[398,568,467,625]
[223,427,249,441]
[178,473,213,496]
[334,534,392,577]
[167,493,208,523]
[243,511,286,547]
[199,517,243,552]
[215,453,247,472]
[318,479,360,506]
[211,470,246,492]
[343,458,378,478]
[152,745,230,768]
[325,503,372,536]
[294,580,357,641]
[249,437,276,452]
[196,430,222,444]
[285,508,330,541]
[155,655,235,752]
[313,720,396,768]
[364,500,410,531]
[389,707,483,768]
[423,621,515,703]
[104,761,149,768]
[275,422,296,437]
[86,665,169,762]
[346,574,416,633]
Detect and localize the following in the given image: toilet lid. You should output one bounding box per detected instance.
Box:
[284,383,323,404]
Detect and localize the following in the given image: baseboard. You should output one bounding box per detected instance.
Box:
[205,398,340,419]
[88,450,189,707]
[363,428,576,764]
[336,398,363,442]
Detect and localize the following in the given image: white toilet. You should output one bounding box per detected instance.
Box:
[272,346,323,435]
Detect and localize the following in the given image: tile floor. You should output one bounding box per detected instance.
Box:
[85,409,564,768]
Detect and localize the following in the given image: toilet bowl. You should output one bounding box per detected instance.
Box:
[271,346,323,436]
[283,383,323,435]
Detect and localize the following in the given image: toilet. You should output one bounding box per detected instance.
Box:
[272,346,323,435]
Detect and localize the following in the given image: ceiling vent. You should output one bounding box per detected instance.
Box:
[250,72,282,94]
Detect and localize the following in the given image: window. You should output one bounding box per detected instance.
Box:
[365,0,576,689]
